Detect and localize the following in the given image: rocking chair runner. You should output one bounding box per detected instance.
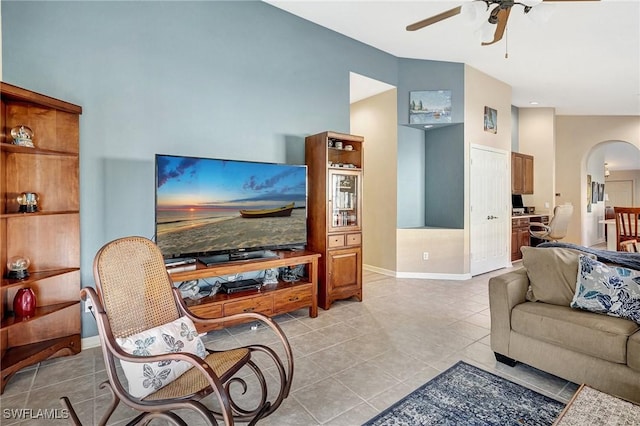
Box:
[60,236,294,425]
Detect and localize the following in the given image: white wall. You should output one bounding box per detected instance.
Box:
[518,108,555,215]
[585,147,606,246]
[396,228,466,279]
[351,89,398,274]
[394,65,512,278]
[606,169,640,206]
[556,116,640,245]
[463,65,512,272]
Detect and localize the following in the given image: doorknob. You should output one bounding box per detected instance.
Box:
[487,215,499,220]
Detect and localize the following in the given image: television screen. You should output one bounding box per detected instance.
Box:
[155,154,307,259]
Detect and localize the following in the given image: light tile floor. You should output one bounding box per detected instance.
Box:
[1,267,579,425]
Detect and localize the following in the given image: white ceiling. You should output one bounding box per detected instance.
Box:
[266,0,640,116]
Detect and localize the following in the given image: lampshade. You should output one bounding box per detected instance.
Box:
[477,19,497,44]
[461,1,489,28]
[525,3,554,24]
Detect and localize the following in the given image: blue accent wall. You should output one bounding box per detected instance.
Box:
[2,1,398,337]
[396,59,465,228]
[397,125,426,227]
[511,105,520,152]
[425,124,464,228]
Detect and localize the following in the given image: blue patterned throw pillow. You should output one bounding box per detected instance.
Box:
[571,255,640,324]
[116,316,207,398]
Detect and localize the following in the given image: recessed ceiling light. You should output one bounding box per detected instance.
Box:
[529,101,539,105]
[424,125,433,129]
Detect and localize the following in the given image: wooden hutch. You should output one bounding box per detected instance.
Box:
[305,131,364,310]
[1,83,82,393]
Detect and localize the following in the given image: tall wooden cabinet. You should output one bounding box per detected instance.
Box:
[305,131,363,310]
[1,83,82,393]
[511,152,534,195]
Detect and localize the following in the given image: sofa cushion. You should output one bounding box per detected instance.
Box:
[629,332,640,372]
[521,246,595,306]
[571,255,640,325]
[511,302,639,364]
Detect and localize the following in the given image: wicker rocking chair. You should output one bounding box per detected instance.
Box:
[60,236,293,425]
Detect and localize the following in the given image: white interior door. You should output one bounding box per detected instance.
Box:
[470,145,510,276]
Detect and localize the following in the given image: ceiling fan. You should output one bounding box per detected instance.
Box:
[406,0,599,46]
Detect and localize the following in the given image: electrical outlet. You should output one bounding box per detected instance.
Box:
[423,252,429,261]
[84,298,93,313]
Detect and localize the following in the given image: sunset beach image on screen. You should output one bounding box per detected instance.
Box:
[155,154,307,258]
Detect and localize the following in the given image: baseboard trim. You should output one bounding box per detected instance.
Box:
[363,264,472,281]
[395,271,472,280]
[363,264,396,277]
[81,335,100,350]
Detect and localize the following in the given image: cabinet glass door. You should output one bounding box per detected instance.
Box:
[329,170,360,230]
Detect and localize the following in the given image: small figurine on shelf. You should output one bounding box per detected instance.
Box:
[10,125,35,148]
[17,192,39,213]
[6,256,31,280]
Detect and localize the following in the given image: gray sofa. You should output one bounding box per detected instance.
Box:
[489,247,640,403]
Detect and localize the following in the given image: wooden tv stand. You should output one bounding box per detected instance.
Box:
[169,250,320,333]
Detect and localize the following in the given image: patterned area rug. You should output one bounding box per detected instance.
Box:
[363,361,565,426]
[554,384,640,425]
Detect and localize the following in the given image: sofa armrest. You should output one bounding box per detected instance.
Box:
[489,268,529,356]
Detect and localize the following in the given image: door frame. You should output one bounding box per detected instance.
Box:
[470,144,511,276]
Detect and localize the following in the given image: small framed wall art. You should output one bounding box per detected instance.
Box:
[484,106,497,133]
[409,90,452,124]
[586,174,592,212]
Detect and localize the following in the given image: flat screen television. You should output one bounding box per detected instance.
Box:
[155,154,307,261]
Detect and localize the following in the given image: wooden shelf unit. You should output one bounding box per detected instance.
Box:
[1,82,82,394]
[305,131,364,310]
[173,250,320,333]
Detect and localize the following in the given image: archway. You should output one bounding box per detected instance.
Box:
[582,140,640,247]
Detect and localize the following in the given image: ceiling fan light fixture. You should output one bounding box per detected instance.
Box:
[460,1,489,27]
[520,0,543,6]
[487,6,501,24]
[477,19,497,43]
[525,3,554,24]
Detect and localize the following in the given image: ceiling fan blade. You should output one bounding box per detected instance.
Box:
[481,8,511,46]
[406,6,462,31]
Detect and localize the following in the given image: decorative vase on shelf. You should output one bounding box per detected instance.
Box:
[14,287,36,318]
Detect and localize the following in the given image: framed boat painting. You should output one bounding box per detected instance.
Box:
[409,90,452,124]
